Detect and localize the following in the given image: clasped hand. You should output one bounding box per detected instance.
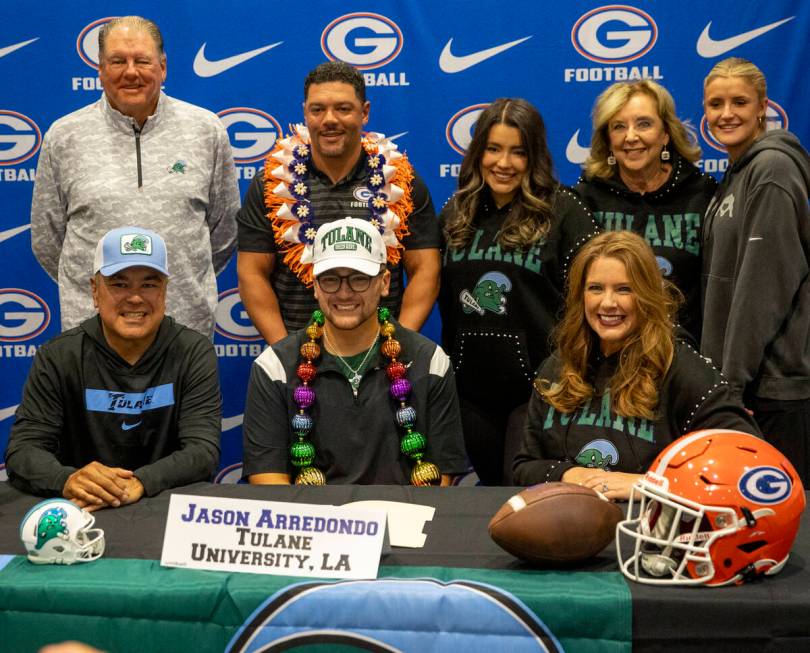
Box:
[63,461,144,511]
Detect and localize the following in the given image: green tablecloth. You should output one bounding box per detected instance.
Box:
[0,556,631,652]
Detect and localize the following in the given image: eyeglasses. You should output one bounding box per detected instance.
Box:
[316,272,378,293]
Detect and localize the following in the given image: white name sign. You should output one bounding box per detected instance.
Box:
[160,494,386,579]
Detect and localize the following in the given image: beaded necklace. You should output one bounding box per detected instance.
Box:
[290,307,441,486]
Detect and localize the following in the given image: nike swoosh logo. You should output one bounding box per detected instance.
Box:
[0,38,38,59]
[566,130,591,165]
[0,224,30,244]
[193,42,283,77]
[222,414,244,431]
[439,36,532,73]
[749,237,763,241]
[697,17,794,57]
[387,131,409,142]
[121,420,142,431]
[0,405,19,421]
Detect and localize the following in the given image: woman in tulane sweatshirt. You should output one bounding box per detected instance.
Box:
[513,231,757,497]
[701,57,810,484]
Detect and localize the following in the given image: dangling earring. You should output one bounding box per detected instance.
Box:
[660,144,670,161]
[607,151,616,166]
[758,115,765,129]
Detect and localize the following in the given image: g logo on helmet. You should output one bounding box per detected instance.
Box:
[446,104,489,155]
[215,288,261,341]
[76,17,116,70]
[739,466,792,505]
[572,5,657,64]
[0,288,51,342]
[218,108,282,164]
[321,13,403,69]
[0,111,42,166]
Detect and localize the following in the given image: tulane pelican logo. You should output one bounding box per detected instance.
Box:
[35,507,68,550]
[575,439,619,470]
[459,272,512,316]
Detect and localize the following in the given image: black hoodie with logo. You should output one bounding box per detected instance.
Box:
[439,186,600,411]
[701,130,810,402]
[513,340,759,486]
[575,152,716,341]
[5,316,221,497]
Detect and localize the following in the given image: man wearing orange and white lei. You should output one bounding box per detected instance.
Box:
[237,61,440,344]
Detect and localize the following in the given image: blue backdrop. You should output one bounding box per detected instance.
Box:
[1,1,808,480]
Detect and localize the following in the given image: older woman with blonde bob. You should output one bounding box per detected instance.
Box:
[575,80,715,340]
[701,57,810,483]
[513,232,757,499]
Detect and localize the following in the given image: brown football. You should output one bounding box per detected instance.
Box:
[488,482,623,563]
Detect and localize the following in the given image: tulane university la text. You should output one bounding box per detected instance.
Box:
[181,504,380,571]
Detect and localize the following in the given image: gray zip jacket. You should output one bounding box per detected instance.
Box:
[30,92,240,336]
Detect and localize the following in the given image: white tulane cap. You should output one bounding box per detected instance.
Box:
[93,226,170,277]
[312,217,386,277]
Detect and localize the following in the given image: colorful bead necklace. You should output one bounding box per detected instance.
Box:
[290,307,441,486]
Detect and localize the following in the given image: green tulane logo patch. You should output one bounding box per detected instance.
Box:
[121,234,152,255]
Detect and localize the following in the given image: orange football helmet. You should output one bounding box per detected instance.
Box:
[617,429,805,586]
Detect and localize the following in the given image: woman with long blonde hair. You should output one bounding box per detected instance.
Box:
[514,232,756,498]
[440,98,599,485]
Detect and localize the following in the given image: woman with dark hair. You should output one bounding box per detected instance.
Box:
[575,80,715,340]
[513,232,757,499]
[439,98,599,485]
[701,58,810,483]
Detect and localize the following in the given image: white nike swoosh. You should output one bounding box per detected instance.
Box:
[0,38,38,59]
[439,36,532,73]
[121,420,142,431]
[387,131,409,142]
[0,224,30,244]
[697,17,794,57]
[193,41,283,77]
[222,414,244,431]
[0,405,19,421]
[749,237,763,241]
[566,130,591,165]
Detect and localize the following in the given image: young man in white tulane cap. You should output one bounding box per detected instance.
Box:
[243,217,466,485]
[6,226,221,510]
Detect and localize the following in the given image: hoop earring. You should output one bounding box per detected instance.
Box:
[607,152,616,166]
[660,144,670,161]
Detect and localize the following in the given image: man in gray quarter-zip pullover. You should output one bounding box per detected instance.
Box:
[30,16,239,337]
